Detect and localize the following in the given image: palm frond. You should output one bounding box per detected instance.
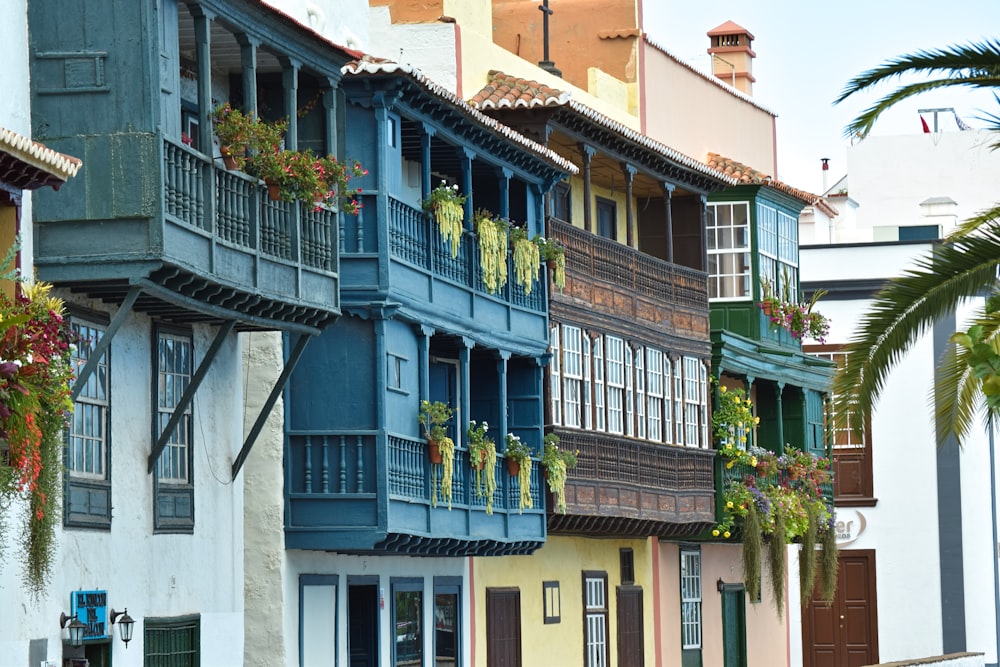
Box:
[834,221,1000,439]
[934,311,991,445]
[949,204,1000,240]
[835,40,1000,138]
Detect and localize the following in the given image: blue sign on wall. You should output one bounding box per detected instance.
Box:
[71,589,109,641]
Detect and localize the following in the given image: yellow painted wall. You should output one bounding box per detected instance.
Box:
[0,204,17,297]
[641,43,777,174]
[472,535,655,667]
[565,175,634,242]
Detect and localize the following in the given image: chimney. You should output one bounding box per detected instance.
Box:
[707,21,756,95]
[821,158,830,193]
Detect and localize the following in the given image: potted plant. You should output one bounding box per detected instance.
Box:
[422,180,466,258]
[510,225,540,293]
[760,277,831,343]
[474,211,509,295]
[209,103,287,170]
[541,433,577,514]
[535,235,566,291]
[712,383,759,450]
[0,272,79,596]
[417,400,455,509]
[245,148,367,213]
[467,420,497,514]
[504,433,533,512]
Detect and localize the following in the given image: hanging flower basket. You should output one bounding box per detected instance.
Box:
[422,181,466,258]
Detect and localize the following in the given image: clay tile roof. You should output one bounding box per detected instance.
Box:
[707,21,754,40]
[0,128,81,190]
[341,58,577,175]
[470,71,734,186]
[469,70,572,110]
[706,152,837,217]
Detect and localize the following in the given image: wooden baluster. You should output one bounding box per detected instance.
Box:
[304,435,313,492]
[356,435,364,491]
[321,435,330,493]
[338,435,347,493]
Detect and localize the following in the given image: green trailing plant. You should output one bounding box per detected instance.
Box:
[418,400,455,509]
[535,235,566,291]
[504,433,533,512]
[768,510,787,616]
[475,211,509,295]
[510,225,540,293]
[423,181,466,258]
[799,502,819,608]
[467,420,497,514]
[0,275,78,598]
[713,383,760,449]
[541,433,578,514]
[743,499,762,603]
[819,518,839,603]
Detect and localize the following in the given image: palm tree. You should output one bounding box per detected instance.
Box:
[832,40,1000,445]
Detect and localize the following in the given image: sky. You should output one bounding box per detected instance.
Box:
[643,0,1000,194]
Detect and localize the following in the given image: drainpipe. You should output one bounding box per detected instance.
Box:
[989,414,1000,664]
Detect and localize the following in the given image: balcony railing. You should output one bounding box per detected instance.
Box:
[548,217,708,312]
[163,138,336,273]
[285,430,546,553]
[374,195,545,313]
[564,430,715,491]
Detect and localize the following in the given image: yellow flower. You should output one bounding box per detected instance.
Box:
[745,398,752,405]
[712,529,720,537]
[750,456,758,466]
[726,501,734,509]
[723,531,731,538]
[726,461,734,469]
[754,416,761,425]
[720,386,727,393]
[737,422,744,429]
[739,435,747,443]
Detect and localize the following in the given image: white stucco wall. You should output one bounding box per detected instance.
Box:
[1,297,245,666]
[3,0,34,269]
[261,0,371,51]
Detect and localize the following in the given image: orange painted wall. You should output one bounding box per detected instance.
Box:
[491,0,639,91]
[370,0,444,23]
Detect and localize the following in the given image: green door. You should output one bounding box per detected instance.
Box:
[721,584,747,667]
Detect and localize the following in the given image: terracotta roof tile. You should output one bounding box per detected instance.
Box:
[0,127,81,189]
[470,71,734,185]
[707,21,754,39]
[341,59,577,175]
[706,152,837,217]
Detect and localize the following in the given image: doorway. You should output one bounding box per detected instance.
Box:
[720,583,747,667]
[349,585,378,667]
[802,549,879,667]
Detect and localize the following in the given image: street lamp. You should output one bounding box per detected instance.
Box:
[59,612,86,648]
[110,608,135,647]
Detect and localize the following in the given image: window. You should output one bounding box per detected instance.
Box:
[680,549,702,651]
[758,203,799,302]
[434,577,461,665]
[154,328,194,532]
[807,346,876,506]
[673,358,684,444]
[145,615,200,666]
[583,572,609,667]
[605,336,625,434]
[596,197,616,241]
[551,183,571,222]
[635,350,646,440]
[65,312,112,529]
[646,349,663,442]
[625,344,635,437]
[387,353,406,392]
[563,325,583,428]
[393,581,423,667]
[684,357,701,446]
[593,338,605,431]
[620,548,635,585]
[543,581,561,624]
[550,325,562,426]
[707,202,750,300]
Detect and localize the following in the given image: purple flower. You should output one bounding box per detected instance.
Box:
[0,362,18,378]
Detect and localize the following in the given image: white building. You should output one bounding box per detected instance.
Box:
[800,124,1000,665]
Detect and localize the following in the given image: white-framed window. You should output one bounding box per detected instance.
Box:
[625,344,634,437]
[673,357,684,444]
[550,325,562,426]
[156,330,192,483]
[707,202,751,300]
[647,348,663,443]
[700,362,710,449]
[583,337,593,430]
[605,336,624,434]
[664,356,673,444]
[68,317,108,479]
[584,573,608,667]
[635,350,646,440]
[563,325,583,428]
[758,202,778,293]
[680,549,702,650]
[594,337,605,431]
[684,357,701,446]
[759,203,800,301]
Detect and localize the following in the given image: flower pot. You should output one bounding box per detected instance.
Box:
[473,450,486,471]
[220,145,241,170]
[761,301,773,317]
[428,440,443,464]
[506,458,520,477]
[265,181,281,202]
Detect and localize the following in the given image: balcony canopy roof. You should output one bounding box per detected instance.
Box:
[0,127,81,191]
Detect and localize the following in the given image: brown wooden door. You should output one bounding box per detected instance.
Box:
[617,586,644,667]
[487,588,522,667]
[802,549,879,667]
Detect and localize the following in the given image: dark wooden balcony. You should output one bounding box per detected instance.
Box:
[285,430,546,555]
[547,217,709,344]
[547,430,717,538]
[33,136,339,332]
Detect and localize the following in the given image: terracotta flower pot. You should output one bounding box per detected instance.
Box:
[428,440,443,464]
[265,180,281,202]
[506,458,520,477]
[761,301,773,317]
[473,450,486,471]
[220,145,241,170]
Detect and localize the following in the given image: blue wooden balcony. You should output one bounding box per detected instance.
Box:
[33,136,339,332]
[339,195,547,352]
[285,430,546,555]
[546,430,717,538]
